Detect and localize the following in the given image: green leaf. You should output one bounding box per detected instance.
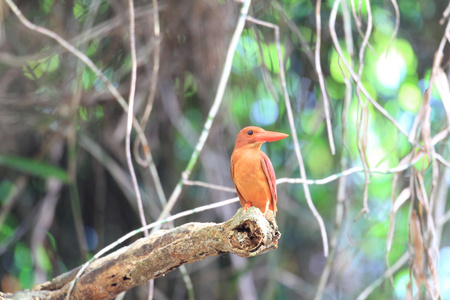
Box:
[82,68,96,90]
[40,0,55,14]
[0,224,14,244]
[73,3,85,20]
[47,232,58,251]
[0,155,68,183]
[14,244,33,269]
[174,72,197,98]
[19,267,33,289]
[23,62,44,79]
[45,55,60,72]
[87,40,99,57]
[96,105,104,119]
[0,180,15,204]
[36,246,52,272]
[262,43,286,74]
[79,106,88,121]
[23,55,59,80]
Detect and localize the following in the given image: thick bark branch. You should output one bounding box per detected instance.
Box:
[2,207,280,300]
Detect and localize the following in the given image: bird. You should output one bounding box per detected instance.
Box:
[230,126,288,218]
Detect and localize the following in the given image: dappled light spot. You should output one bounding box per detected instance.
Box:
[329,49,351,84]
[398,83,422,113]
[85,226,99,251]
[398,111,415,135]
[250,98,279,126]
[232,33,261,75]
[376,51,406,90]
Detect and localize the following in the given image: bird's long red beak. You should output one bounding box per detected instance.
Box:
[254,130,289,142]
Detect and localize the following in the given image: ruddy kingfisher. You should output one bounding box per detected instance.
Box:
[230,126,288,218]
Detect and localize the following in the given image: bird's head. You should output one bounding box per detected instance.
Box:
[234,126,289,150]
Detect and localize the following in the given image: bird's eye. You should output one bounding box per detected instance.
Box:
[247,130,253,135]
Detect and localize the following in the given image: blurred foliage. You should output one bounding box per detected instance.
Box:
[0,155,68,183]
[0,0,449,299]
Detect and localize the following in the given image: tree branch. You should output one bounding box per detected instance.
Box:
[2,207,280,300]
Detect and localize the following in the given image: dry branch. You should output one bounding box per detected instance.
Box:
[1,207,280,300]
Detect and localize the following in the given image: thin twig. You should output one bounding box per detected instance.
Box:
[415,173,439,253]
[349,0,362,34]
[341,0,354,56]
[432,125,450,145]
[125,0,148,237]
[142,0,166,297]
[355,0,373,216]
[435,152,450,169]
[67,88,89,262]
[314,0,336,155]
[348,0,375,54]
[439,2,450,25]
[354,87,370,218]
[133,0,161,167]
[387,0,400,50]
[184,180,236,193]
[438,209,450,227]
[277,151,423,185]
[31,179,64,283]
[125,1,152,299]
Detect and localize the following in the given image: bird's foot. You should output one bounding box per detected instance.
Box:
[243,202,253,213]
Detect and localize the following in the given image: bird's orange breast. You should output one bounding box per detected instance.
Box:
[231,147,274,214]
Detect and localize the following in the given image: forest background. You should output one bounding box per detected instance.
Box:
[0,0,450,299]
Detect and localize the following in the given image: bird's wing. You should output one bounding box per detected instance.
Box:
[230,156,248,208]
[260,152,278,212]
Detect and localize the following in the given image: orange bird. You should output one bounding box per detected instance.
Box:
[230,126,289,217]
